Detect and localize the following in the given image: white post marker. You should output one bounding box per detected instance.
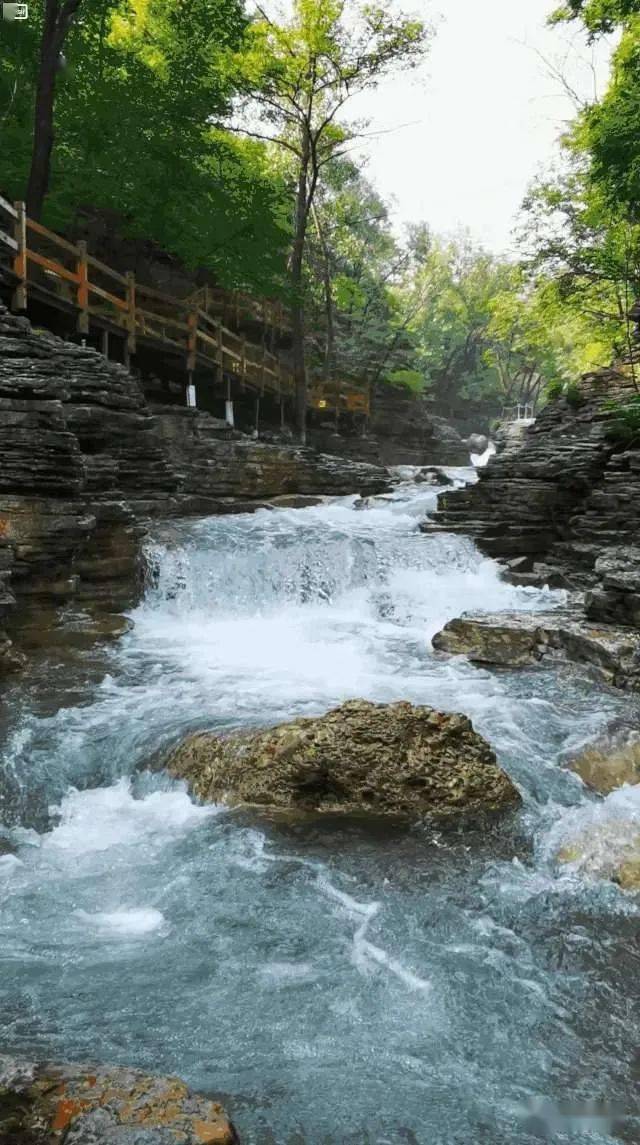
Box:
[225,400,235,427]
[187,383,197,408]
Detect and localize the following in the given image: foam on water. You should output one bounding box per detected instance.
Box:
[76,907,167,936]
[42,777,219,855]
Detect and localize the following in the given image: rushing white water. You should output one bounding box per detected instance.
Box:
[1,470,639,1143]
[471,441,497,467]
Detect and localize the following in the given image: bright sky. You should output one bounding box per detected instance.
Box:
[354,0,615,254]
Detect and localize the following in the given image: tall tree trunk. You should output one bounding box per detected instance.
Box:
[290,135,311,443]
[26,0,82,220]
[311,203,337,425]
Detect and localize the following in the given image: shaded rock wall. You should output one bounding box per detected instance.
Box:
[0,306,388,669]
[153,407,388,514]
[426,362,640,581]
[0,305,177,665]
[308,383,470,467]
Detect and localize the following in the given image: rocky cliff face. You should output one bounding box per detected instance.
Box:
[153,407,388,513]
[426,357,640,687]
[426,361,640,598]
[0,305,388,671]
[0,304,178,669]
[308,382,470,467]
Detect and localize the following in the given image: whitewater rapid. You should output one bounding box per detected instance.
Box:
[1,470,639,1142]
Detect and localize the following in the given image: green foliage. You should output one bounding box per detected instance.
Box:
[575,18,640,221]
[0,0,291,293]
[551,0,640,34]
[565,380,586,406]
[386,369,426,393]
[546,378,565,400]
[603,393,640,441]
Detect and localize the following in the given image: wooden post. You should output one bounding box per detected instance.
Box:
[125,271,136,355]
[12,201,27,310]
[235,291,240,329]
[187,308,198,372]
[255,396,260,436]
[217,323,223,370]
[76,240,89,334]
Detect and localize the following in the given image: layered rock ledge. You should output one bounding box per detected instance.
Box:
[0,1056,239,1144]
[0,304,388,671]
[424,362,640,589]
[166,699,520,821]
[432,608,640,692]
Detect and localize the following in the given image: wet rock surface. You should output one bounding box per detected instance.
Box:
[564,730,640,794]
[432,608,640,691]
[556,825,640,892]
[166,699,520,821]
[0,1056,239,1144]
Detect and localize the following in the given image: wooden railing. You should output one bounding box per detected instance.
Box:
[0,197,369,414]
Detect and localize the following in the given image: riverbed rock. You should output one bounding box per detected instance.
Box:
[165,699,520,821]
[0,1056,239,1144]
[432,608,640,691]
[565,731,640,794]
[467,433,489,455]
[585,546,640,629]
[556,827,640,892]
[413,466,454,486]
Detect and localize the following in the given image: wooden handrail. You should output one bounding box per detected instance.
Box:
[0,200,365,413]
[28,249,81,283]
[27,216,80,256]
[0,194,18,220]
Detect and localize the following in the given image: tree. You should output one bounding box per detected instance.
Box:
[304,160,414,408]
[0,0,292,294]
[27,0,85,218]
[551,0,640,35]
[237,0,427,439]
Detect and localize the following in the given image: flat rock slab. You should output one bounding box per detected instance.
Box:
[166,699,520,822]
[0,1057,239,1144]
[432,608,640,691]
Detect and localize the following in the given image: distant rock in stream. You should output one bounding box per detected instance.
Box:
[0,1056,239,1144]
[432,608,640,692]
[165,699,520,822]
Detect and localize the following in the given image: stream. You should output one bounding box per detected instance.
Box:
[1,469,639,1143]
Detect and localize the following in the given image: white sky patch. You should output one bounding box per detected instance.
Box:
[349,0,616,253]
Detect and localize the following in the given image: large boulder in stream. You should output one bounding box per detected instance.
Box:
[0,1056,239,1144]
[166,700,520,821]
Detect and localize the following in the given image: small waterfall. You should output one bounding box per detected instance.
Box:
[1,476,639,1143]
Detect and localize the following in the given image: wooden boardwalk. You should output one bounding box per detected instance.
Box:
[0,196,369,416]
